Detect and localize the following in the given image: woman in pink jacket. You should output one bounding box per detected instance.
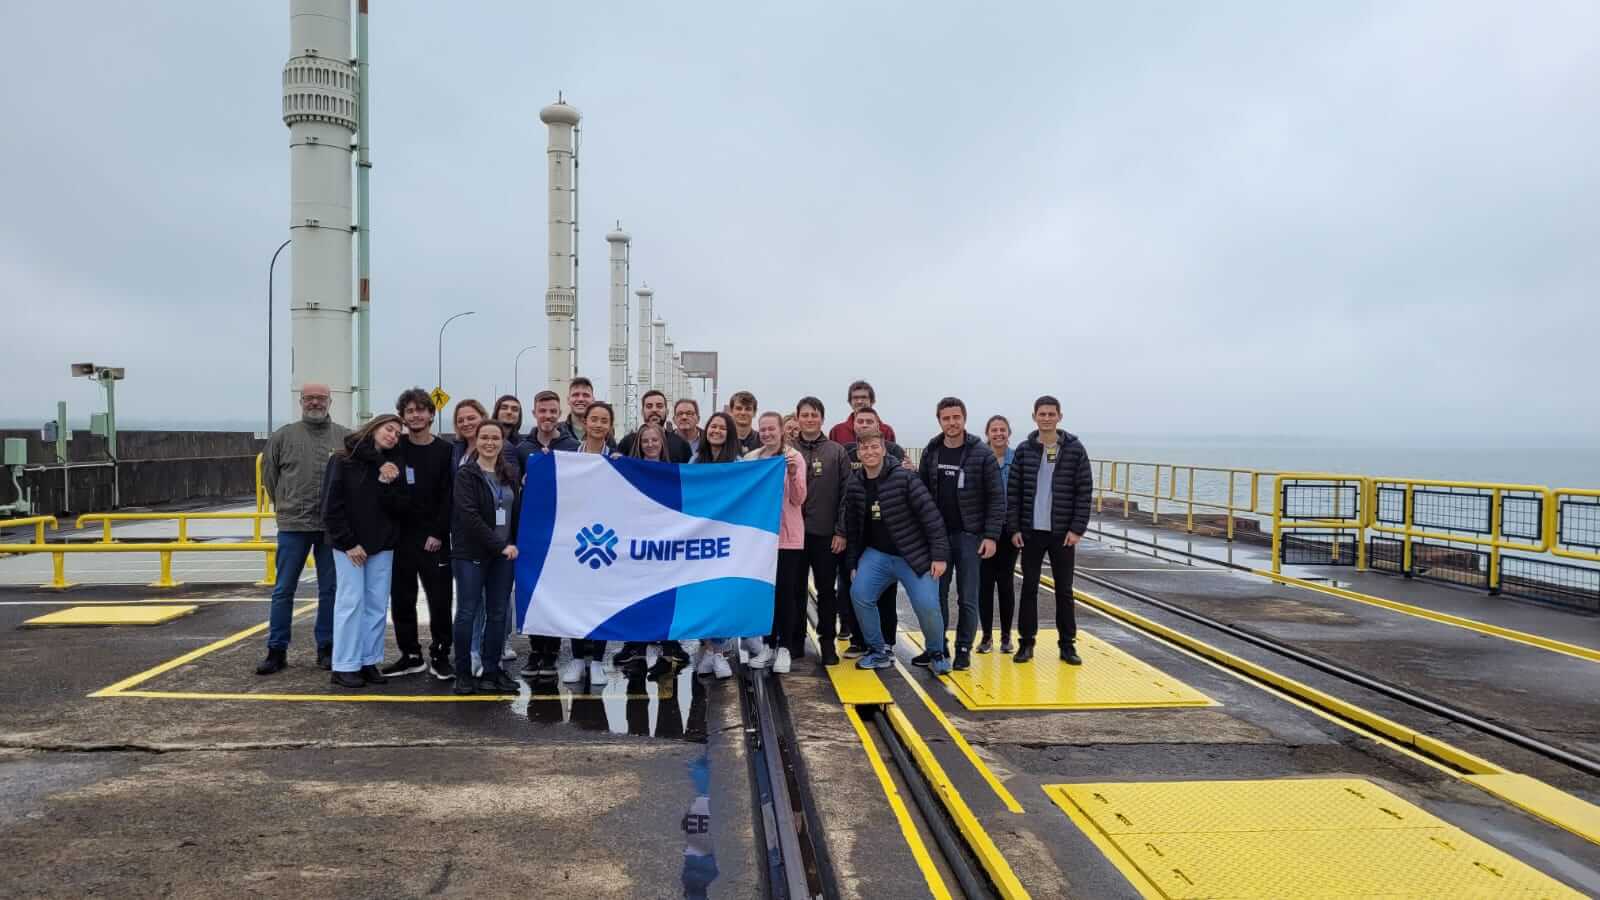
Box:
[744,411,808,673]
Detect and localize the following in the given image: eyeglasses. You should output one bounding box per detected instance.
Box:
[301,396,330,404]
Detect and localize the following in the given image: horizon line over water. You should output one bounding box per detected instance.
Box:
[2,419,1596,488]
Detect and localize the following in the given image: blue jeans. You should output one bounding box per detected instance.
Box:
[852,548,945,657]
[331,549,393,673]
[453,557,513,677]
[470,583,517,666]
[266,530,336,651]
[936,530,981,650]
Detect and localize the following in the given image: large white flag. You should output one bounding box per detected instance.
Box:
[514,451,783,639]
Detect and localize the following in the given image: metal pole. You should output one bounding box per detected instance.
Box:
[354,0,372,422]
[435,311,476,433]
[104,378,118,509]
[513,344,538,399]
[268,239,290,435]
[571,123,581,379]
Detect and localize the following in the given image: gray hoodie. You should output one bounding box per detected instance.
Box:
[262,417,351,532]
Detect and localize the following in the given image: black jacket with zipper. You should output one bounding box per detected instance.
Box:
[918,432,1004,541]
[321,439,408,553]
[451,463,524,561]
[1006,430,1093,537]
[838,465,949,576]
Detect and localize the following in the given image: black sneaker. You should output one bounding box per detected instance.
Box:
[1060,644,1082,666]
[381,654,427,676]
[613,645,646,672]
[359,664,389,685]
[453,675,477,695]
[953,648,971,671]
[429,653,455,681]
[316,646,333,670]
[254,648,287,676]
[843,640,868,659]
[820,646,840,666]
[662,643,692,667]
[330,671,365,688]
[519,656,544,678]
[536,655,558,677]
[481,671,520,693]
[1014,641,1034,663]
[911,651,931,668]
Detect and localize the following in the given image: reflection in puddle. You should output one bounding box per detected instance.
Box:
[517,649,708,741]
[681,752,718,897]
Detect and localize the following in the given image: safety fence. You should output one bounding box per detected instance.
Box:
[1,510,277,588]
[1273,474,1600,613]
[1092,459,1277,541]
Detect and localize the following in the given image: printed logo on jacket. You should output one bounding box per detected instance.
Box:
[515,451,784,640]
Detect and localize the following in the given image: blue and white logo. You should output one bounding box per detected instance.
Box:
[575,522,620,569]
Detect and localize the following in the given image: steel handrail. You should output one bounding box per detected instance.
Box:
[1094,458,1276,541]
[6,539,278,589]
[75,511,272,544]
[1549,488,1600,565]
[0,515,60,545]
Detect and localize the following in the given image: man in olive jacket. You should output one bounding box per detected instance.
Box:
[255,384,351,675]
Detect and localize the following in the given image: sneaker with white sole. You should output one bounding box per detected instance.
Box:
[773,647,792,674]
[502,645,518,661]
[380,654,427,676]
[856,649,895,670]
[588,659,607,684]
[712,652,733,680]
[745,642,773,669]
[696,650,718,675]
[558,658,585,683]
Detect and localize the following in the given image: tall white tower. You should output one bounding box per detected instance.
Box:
[635,285,654,404]
[540,97,580,397]
[662,334,677,404]
[605,225,630,428]
[652,318,668,395]
[284,0,356,424]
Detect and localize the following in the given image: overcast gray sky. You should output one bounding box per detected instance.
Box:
[3,1,1595,447]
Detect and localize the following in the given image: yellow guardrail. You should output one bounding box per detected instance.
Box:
[1551,489,1600,565]
[76,511,273,544]
[1367,477,1549,590]
[4,540,278,589]
[255,452,272,513]
[1270,472,1370,571]
[0,515,60,545]
[1093,459,1276,541]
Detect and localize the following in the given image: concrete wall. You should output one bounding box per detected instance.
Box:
[0,430,265,516]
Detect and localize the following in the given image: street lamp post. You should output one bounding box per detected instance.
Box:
[513,345,539,400]
[267,239,290,435]
[436,311,476,433]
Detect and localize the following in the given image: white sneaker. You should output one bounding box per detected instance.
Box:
[696,650,717,675]
[712,652,733,680]
[470,652,483,678]
[746,641,773,670]
[773,647,791,674]
[558,658,585,683]
[588,659,607,684]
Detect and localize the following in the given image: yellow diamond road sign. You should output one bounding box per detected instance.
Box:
[431,387,450,411]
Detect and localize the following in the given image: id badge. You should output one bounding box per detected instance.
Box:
[870,501,881,521]
[812,459,823,475]
[495,507,508,527]
[957,469,965,489]
[1046,445,1059,463]
[405,466,416,485]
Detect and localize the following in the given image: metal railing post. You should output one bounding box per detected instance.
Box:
[1489,488,1503,593]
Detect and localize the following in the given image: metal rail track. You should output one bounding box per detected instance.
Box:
[739,666,837,900]
[1072,566,1600,778]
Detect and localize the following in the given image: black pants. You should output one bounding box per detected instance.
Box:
[571,639,607,661]
[804,533,843,642]
[978,532,1018,641]
[1017,530,1077,646]
[839,557,898,647]
[774,548,808,654]
[391,533,454,657]
[619,640,687,659]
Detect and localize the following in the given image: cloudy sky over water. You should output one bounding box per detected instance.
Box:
[2,2,1595,445]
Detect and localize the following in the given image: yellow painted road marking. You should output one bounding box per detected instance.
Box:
[844,705,953,900]
[113,690,512,702]
[885,706,1031,899]
[24,604,197,627]
[91,603,315,697]
[1255,569,1600,663]
[889,660,1024,814]
[1048,779,1586,899]
[1042,574,1600,849]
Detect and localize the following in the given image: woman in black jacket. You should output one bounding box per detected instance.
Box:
[323,414,409,689]
[451,419,523,695]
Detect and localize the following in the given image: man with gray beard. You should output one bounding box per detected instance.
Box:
[255,384,352,675]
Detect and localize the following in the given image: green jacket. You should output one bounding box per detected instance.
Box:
[262,419,351,532]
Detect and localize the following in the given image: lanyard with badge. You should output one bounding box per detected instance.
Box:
[487,476,509,527]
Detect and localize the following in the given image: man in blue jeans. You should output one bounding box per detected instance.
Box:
[255,384,350,675]
[918,396,1004,671]
[840,429,951,674]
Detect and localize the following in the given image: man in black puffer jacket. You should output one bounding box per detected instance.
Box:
[919,397,1003,671]
[1006,395,1093,665]
[838,430,951,673]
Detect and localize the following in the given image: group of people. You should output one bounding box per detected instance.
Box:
[253,377,1091,693]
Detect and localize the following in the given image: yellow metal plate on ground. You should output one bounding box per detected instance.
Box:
[1048,778,1584,898]
[905,628,1213,710]
[1466,773,1600,844]
[822,638,892,705]
[24,604,199,627]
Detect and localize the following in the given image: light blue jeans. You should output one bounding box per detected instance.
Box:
[851,548,945,657]
[332,549,393,673]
